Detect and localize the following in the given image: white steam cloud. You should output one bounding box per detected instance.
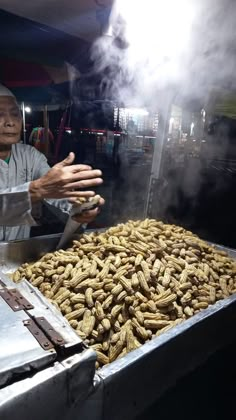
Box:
[91,0,236,107]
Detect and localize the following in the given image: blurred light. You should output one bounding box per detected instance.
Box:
[114,0,194,78]
[66,130,72,134]
[102,23,113,37]
[190,122,195,136]
[124,107,149,116]
[25,106,31,113]
[201,108,206,122]
[168,117,175,134]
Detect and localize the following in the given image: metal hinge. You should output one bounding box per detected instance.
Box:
[0,288,34,311]
[0,283,66,352]
[23,319,54,350]
[23,317,66,351]
[35,317,66,347]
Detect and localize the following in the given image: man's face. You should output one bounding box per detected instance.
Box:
[0,97,22,146]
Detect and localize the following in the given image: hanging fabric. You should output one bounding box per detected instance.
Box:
[29,126,54,157]
[54,104,70,163]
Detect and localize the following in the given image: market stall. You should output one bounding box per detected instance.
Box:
[1,1,236,419]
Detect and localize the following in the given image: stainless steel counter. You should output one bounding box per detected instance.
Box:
[0,349,99,420]
[0,265,97,420]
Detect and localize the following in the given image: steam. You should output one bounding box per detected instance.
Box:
[69,0,236,226]
[91,0,236,107]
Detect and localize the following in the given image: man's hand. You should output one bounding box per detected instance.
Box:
[29,152,103,202]
[72,196,105,224]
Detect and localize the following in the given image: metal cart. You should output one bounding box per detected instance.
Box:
[1,234,236,420]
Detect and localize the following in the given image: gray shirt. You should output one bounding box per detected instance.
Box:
[0,143,70,241]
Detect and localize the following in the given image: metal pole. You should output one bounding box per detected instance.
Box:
[21,102,26,144]
[43,105,49,157]
[144,92,173,218]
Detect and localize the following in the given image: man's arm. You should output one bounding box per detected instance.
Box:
[29,151,102,201]
[30,150,103,222]
[0,148,103,226]
[0,148,64,226]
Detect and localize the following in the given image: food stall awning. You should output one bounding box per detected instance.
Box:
[0,0,114,42]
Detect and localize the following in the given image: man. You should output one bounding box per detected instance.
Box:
[0,84,104,241]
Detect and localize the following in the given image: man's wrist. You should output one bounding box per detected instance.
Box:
[29,180,43,202]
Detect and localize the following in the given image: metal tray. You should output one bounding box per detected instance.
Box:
[1,234,236,420]
[0,233,70,273]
